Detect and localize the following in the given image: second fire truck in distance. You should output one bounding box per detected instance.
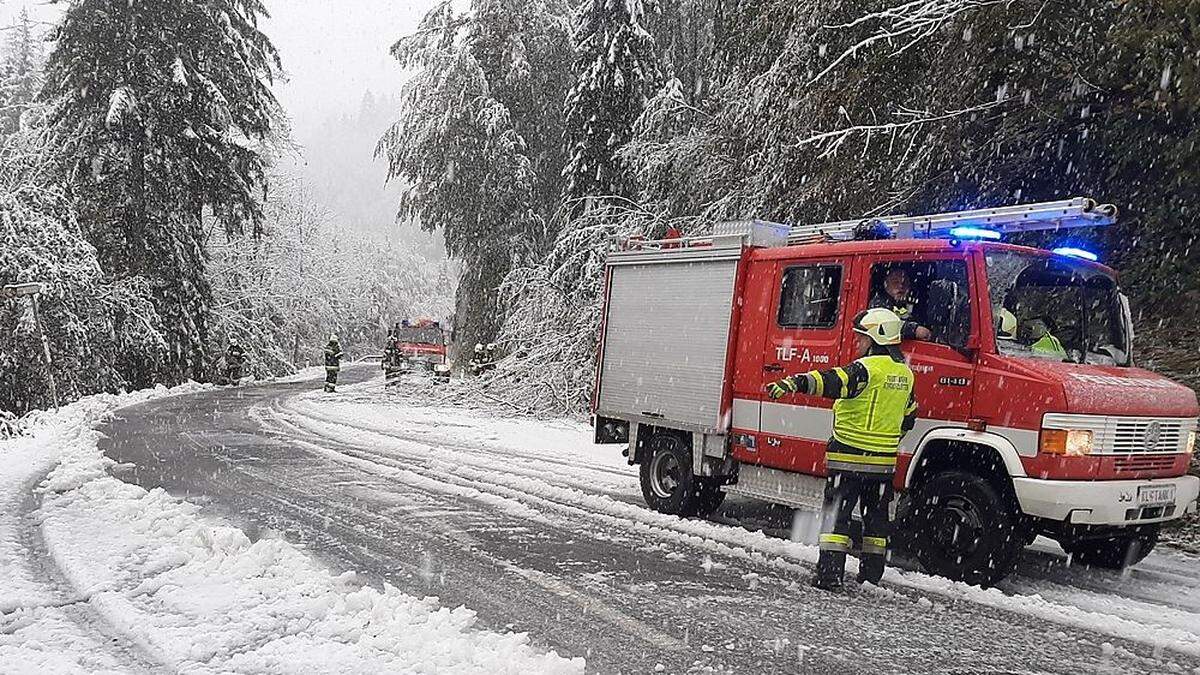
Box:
[384,319,451,382]
[591,198,1200,586]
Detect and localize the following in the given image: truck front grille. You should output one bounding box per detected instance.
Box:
[1113,455,1178,473]
[1042,413,1196,454]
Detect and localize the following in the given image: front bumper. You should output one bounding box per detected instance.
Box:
[1013,474,1200,526]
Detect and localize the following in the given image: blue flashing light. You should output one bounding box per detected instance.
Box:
[949,226,1002,241]
[1051,247,1099,262]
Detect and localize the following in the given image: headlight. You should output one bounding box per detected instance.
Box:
[1186,429,1197,456]
[1040,429,1094,456]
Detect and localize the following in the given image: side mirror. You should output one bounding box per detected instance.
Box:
[955,336,982,361]
[1118,291,1135,365]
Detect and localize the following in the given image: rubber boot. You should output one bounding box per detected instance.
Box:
[857,554,885,585]
[813,550,846,591]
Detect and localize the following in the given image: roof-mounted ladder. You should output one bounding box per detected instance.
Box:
[617,198,1118,252]
[786,197,1118,245]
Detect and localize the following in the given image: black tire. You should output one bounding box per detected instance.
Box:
[907,470,1025,587]
[693,477,727,518]
[639,432,716,517]
[1060,526,1159,569]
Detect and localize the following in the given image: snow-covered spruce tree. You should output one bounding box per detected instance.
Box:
[378,0,571,353]
[470,0,574,250]
[563,0,663,201]
[0,9,44,137]
[640,0,725,106]
[42,0,282,388]
[0,177,135,413]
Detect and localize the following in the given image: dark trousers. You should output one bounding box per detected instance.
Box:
[816,470,895,584]
[325,366,339,390]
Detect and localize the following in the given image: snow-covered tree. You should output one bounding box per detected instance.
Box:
[378,0,573,352]
[471,0,575,232]
[206,172,457,378]
[0,9,44,137]
[563,0,663,201]
[42,0,283,387]
[0,184,115,413]
[492,199,663,413]
[641,0,725,105]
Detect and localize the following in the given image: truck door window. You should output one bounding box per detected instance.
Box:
[869,261,971,347]
[777,265,842,329]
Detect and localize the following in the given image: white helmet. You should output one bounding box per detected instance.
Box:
[329,334,339,343]
[474,343,483,352]
[853,308,903,346]
[997,308,1017,341]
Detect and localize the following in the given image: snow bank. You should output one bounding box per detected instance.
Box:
[1,382,210,672]
[2,383,582,674]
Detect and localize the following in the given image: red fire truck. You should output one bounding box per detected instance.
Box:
[592,198,1200,586]
[386,319,451,379]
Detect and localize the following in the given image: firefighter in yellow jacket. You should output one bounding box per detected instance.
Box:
[767,308,918,590]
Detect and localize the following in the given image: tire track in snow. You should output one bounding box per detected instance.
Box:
[189,436,690,660]
[268,398,1200,663]
[5,468,160,674]
[280,397,634,482]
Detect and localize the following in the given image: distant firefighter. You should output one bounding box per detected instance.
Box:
[224,342,248,385]
[324,335,343,393]
[468,342,498,376]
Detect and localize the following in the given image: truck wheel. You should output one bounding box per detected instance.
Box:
[692,477,727,518]
[641,432,704,517]
[909,470,1024,587]
[1061,526,1159,569]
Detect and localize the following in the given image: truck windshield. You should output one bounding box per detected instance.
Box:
[985,250,1130,366]
[396,327,444,345]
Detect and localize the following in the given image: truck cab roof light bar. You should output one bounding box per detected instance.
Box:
[1051,247,1100,262]
[618,198,1117,252]
[949,226,1002,241]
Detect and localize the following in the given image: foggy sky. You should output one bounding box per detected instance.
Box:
[0,0,438,146]
[262,0,437,145]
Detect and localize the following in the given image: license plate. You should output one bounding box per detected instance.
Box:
[1137,484,1176,507]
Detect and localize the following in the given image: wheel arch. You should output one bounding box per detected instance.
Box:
[631,423,692,465]
[905,428,1026,498]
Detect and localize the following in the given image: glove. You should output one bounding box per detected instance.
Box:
[766,377,798,400]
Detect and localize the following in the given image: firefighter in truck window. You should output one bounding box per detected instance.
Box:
[987,251,1129,365]
[869,266,933,340]
[765,308,918,591]
[870,262,973,348]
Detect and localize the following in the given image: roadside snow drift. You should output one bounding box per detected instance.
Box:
[0,384,582,674]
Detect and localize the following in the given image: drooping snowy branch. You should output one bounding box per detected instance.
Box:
[809,0,1006,85]
[793,99,1011,159]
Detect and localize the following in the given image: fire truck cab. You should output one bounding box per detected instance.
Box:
[387,319,451,379]
[592,199,1200,586]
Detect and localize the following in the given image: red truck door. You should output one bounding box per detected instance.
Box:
[754,257,850,473]
[855,255,979,460]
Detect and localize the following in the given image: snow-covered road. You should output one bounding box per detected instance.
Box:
[1,374,579,674]
[67,367,1198,673]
